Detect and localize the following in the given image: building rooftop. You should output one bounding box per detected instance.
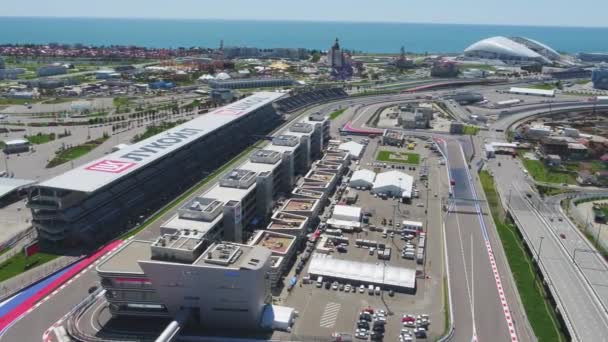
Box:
[250,149,282,165]
[291,187,324,200]
[195,243,270,270]
[0,178,36,200]
[96,239,152,275]
[290,122,314,134]
[37,92,284,193]
[219,168,257,189]
[282,198,317,212]
[272,135,300,147]
[268,211,308,230]
[248,230,296,255]
[304,170,335,183]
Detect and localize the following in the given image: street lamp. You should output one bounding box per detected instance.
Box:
[536,236,545,263]
[596,223,605,245]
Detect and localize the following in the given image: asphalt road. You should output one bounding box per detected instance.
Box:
[487,154,608,342]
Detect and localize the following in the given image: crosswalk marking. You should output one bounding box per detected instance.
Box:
[319,302,341,328]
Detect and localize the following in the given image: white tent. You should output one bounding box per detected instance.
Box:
[308,254,416,292]
[338,141,365,159]
[215,72,231,80]
[349,169,376,189]
[372,171,413,198]
[332,205,361,222]
[197,74,215,82]
[260,305,296,331]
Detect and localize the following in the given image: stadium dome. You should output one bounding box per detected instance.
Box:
[464,36,559,64]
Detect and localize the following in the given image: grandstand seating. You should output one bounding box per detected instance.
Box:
[275,88,348,113]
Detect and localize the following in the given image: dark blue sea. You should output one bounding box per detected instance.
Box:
[0,17,606,54]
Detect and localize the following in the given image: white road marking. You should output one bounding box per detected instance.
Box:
[319,302,341,328]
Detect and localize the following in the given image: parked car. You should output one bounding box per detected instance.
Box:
[359,284,365,293]
[332,281,339,290]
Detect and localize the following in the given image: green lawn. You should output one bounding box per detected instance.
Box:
[458,63,497,71]
[26,133,56,145]
[113,96,131,108]
[46,137,108,168]
[329,108,347,120]
[42,98,74,104]
[564,160,607,174]
[132,120,186,143]
[376,150,420,165]
[0,252,60,283]
[463,125,480,135]
[521,159,576,184]
[528,83,556,90]
[0,98,38,105]
[480,171,566,342]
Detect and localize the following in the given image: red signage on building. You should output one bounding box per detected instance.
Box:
[85,160,137,173]
[24,241,40,257]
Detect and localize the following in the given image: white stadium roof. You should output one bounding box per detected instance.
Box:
[38,92,284,193]
[308,254,416,291]
[465,36,542,59]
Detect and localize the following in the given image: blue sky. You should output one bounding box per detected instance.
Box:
[3,0,606,27]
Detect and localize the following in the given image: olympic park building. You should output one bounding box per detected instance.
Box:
[27,92,285,246]
[464,36,561,65]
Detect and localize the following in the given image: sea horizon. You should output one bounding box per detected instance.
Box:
[0,16,607,54]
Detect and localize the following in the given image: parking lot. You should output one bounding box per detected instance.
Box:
[273,135,450,341]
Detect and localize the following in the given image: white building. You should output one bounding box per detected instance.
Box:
[349,169,376,189]
[338,141,365,159]
[509,87,555,97]
[372,171,413,199]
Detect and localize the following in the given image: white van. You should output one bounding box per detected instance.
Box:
[374,286,381,295]
[368,285,374,295]
[316,276,323,288]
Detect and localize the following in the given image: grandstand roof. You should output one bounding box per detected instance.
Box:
[38,92,284,193]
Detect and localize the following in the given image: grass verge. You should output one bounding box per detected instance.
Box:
[329,108,346,120]
[131,120,186,143]
[46,137,108,168]
[26,133,56,145]
[521,159,576,184]
[118,141,266,240]
[463,125,480,135]
[480,170,566,342]
[376,150,420,165]
[0,252,60,283]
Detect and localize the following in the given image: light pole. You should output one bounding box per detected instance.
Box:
[3,153,8,174]
[536,236,545,263]
[596,223,605,245]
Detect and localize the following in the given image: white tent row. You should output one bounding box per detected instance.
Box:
[307,254,416,292]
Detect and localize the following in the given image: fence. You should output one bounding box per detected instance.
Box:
[567,195,608,253]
